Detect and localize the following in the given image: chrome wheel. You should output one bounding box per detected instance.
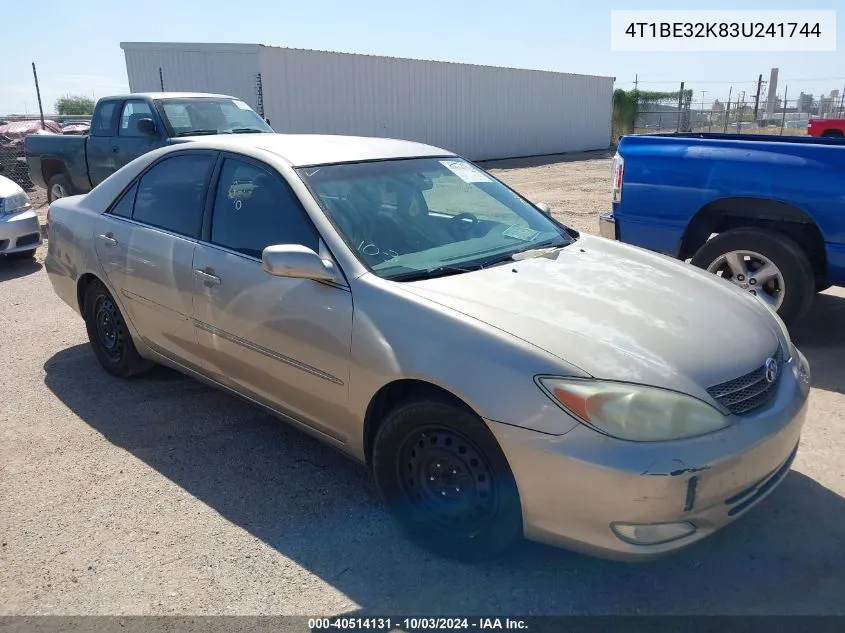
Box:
[50,182,68,200]
[398,425,498,538]
[707,250,785,310]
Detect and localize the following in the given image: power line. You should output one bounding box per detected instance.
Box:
[633,76,845,85]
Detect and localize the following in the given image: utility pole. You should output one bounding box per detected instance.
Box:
[753,73,763,120]
[780,86,788,135]
[838,84,845,118]
[724,86,733,133]
[677,81,685,132]
[31,62,45,130]
[634,74,638,90]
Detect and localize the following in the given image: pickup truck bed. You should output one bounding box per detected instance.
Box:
[602,132,845,325]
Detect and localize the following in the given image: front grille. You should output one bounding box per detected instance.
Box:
[707,345,785,415]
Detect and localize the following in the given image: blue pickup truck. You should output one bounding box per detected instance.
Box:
[600,133,845,325]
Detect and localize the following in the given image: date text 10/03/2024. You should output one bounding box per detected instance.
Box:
[309,617,528,630]
[624,22,822,38]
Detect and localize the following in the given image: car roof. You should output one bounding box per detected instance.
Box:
[100,92,238,101]
[178,133,456,167]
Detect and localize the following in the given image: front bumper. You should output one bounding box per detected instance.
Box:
[598,212,616,240]
[0,209,43,254]
[488,350,811,561]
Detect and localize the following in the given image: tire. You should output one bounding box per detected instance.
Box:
[690,228,815,326]
[821,130,844,138]
[372,397,523,562]
[83,279,153,378]
[47,173,73,203]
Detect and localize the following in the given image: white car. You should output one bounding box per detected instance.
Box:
[0,173,42,258]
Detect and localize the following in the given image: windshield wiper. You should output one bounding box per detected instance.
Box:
[229,127,267,134]
[174,129,221,136]
[388,264,483,282]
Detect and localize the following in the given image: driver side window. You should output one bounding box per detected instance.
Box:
[210,158,319,259]
[119,100,154,137]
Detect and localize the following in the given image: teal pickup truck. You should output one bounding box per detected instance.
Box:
[25,92,274,202]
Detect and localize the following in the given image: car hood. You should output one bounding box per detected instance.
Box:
[399,235,783,401]
[0,175,24,198]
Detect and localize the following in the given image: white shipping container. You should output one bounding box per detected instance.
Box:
[121,42,613,161]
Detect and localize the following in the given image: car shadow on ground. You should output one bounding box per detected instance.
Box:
[791,290,845,395]
[0,256,42,281]
[43,345,845,616]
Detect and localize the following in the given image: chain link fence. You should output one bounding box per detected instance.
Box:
[635,96,845,136]
[0,115,91,191]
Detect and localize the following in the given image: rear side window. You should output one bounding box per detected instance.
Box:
[132,154,214,238]
[210,158,318,258]
[109,183,138,219]
[91,101,117,137]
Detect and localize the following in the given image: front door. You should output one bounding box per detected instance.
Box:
[111,99,163,171]
[191,155,353,440]
[93,152,216,369]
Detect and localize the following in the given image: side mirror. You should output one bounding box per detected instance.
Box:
[137,118,158,137]
[536,202,552,216]
[262,244,336,282]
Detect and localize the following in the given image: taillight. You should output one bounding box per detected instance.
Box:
[611,153,624,203]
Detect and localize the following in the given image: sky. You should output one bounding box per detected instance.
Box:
[1,0,843,115]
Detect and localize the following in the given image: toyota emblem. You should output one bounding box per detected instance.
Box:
[764,357,779,384]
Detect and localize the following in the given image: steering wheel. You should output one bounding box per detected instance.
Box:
[450,212,480,238]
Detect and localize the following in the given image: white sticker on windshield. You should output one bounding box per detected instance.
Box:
[440,160,492,183]
[233,99,252,110]
[503,225,540,242]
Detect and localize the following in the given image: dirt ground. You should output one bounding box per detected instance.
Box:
[1,152,843,617]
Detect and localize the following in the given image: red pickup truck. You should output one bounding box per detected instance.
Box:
[807,118,845,137]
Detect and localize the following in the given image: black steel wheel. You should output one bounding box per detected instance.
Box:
[83,279,153,378]
[373,397,522,561]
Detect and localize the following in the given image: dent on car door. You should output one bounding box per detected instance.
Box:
[93,152,216,370]
[192,156,354,441]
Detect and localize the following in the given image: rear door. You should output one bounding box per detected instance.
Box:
[93,151,217,369]
[191,154,353,438]
[111,99,163,171]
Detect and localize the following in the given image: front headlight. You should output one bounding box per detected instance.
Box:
[537,377,729,442]
[0,191,31,215]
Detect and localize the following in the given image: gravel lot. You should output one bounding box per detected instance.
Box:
[1,152,843,617]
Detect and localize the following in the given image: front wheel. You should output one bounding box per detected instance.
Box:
[372,398,523,562]
[83,280,154,378]
[690,228,815,325]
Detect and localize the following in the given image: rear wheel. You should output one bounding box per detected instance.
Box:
[372,397,523,562]
[690,228,815,325]
[83,279,153,378]
[821,129,844,138]
[47,174,73,203]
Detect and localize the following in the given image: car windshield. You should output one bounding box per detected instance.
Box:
[158,98,274,136]
[297,157,573,280]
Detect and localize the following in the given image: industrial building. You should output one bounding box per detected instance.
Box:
[120,42,614,161]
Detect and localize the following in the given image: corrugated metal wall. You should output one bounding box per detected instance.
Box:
[258,47,612,160]
[121,42,613,161]
[122,43,263,112]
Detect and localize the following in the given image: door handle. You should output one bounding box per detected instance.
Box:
[194,268,222,285]
[112,146,119,153]
[97,233,118,247]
